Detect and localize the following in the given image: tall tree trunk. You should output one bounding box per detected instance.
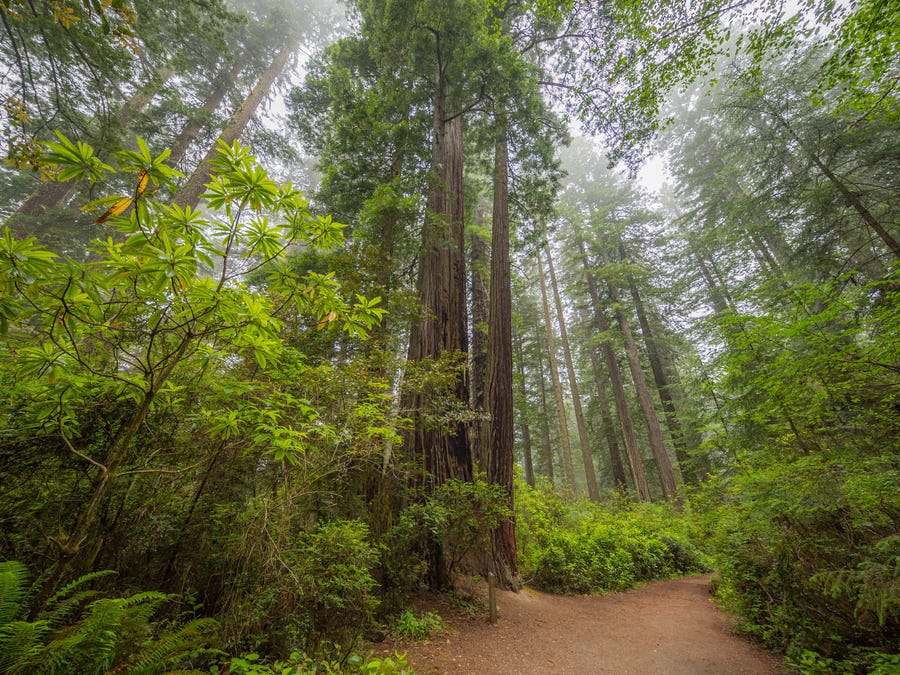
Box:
[514,330,536,488]
[167,58,246,169]
[533,322,555,485]
[546,253,600,501]
[583,321,628,491]
[536,251,577,495]
[483,123,519,590]
[470,205,489,469]
[402,72,470,589]
[601,248,679,500]
[622,248,697,483]
[174,42,295,210]
[578,237,651,501]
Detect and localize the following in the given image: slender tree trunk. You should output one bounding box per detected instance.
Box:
[578,237,651,501]
[533,322,555,485]
[167,58,246,168]
[484,124,519,589]
[583,323,628,491]
[622,249,696,483]
[514,330,536,488]
[546,254,600,501]
[601,248,679,500]
[174,42,295,210]
[536,251,577,495]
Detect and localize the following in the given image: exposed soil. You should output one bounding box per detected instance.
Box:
[379,575,783,674]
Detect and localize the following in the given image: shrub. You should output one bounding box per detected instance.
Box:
[693,456,899,672]
[516,481,707,594]
[393,610,442,640]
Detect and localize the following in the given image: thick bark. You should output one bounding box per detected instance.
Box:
[601,249,679,500]
[514,331,536,488]
[174,42,295,210]
[536,251,577,495]
[402,73,470,589]
[484,128,520,590]
[470,205,489,468]
[546,254,600,501]
[578,238,651,501]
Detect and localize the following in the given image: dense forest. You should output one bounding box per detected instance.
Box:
[0,0,897,673]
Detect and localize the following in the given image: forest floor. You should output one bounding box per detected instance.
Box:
[377,574,784,674]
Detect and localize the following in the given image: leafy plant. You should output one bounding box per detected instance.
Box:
[393,610,442,640]
[0,560,218,674]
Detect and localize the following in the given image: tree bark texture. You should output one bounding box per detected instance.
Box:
[484,128,520,590]
[402,77,471,588]
[469,205,489,469]
[585,331,628,491]
[533,322,555,485]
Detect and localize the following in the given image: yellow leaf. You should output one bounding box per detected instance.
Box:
[96,197,133,223]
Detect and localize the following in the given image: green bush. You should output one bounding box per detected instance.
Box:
[215,512,380,655]
[516,481,708,594]
[393,610,442,640]
[693,456,899,672]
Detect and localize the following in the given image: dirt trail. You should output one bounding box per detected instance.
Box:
[382,575,783,674]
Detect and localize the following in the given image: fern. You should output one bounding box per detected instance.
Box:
[0,561,29,624]
[0,561,217,674]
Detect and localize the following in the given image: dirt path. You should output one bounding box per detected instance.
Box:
[382,575,783,674]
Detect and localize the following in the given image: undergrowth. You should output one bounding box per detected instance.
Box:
[516,480,709,594]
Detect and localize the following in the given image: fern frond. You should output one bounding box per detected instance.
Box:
[43,569,116,614]
[0,561,30,625]
[0,619,50,674]
[129,617,220,675]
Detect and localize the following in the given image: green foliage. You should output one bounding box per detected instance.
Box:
[214,515,381,655]
[393,610,442,640]
[0,561,217,674]
[690,270,900,671]
[384,477,511,589]
[516,481,708,594]
[217,645,410,674]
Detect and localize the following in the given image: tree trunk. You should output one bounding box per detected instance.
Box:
[484,124,520,590]
[470,204,489,469]
[167,59,246,169]
[622,250,697,484]
[533,322,555,485]
[585,331,628,491]
[578,237,651,501]
[601,248,679,500]
[514,330,536,488]
[536,251,577,495]
[546,254,600,501]
[401,72,470,589]
[174,42,295,210]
